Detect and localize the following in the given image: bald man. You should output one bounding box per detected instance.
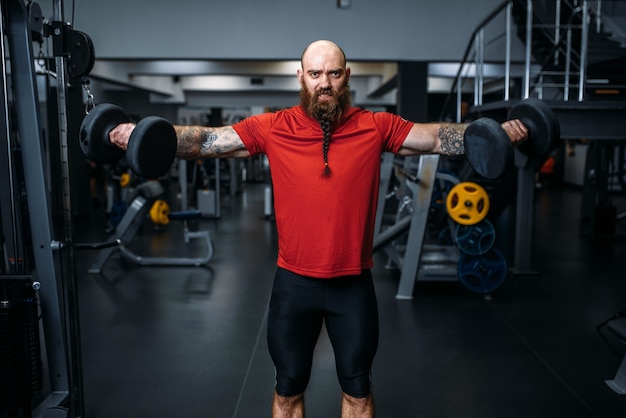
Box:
[110,40,527,418]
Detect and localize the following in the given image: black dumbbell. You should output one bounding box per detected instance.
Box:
[79,104,177,178]
[463,98,560,179]
[508,97,560,168]
[464,118,514,179]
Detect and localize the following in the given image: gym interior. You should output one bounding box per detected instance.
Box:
[2,0,626,417]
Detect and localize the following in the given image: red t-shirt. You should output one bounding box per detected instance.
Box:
[233,105,413,278]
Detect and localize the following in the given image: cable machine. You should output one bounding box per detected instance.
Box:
[1,0,94,416]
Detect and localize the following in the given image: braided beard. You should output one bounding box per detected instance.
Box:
[299,81,351,177]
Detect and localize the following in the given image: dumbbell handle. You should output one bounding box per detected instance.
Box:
[499,119,529,146]
[108,122,136,150]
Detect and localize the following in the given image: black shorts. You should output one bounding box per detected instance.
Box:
[267,267,379,398]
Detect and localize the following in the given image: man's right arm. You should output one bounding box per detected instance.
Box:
[109,123,251,159]
[173,125,251,159]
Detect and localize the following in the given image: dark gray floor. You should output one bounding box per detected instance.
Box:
[74,179,626,418]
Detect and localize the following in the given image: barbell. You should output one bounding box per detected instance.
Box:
[79,104,177,179]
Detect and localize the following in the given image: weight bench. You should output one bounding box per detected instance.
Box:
[598,309,626,394]
[87,181,214,274]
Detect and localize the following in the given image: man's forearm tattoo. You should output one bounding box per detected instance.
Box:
[174,127,223,158]
[439,124,467,156]
[175,126,202,159]
[174,126,245,159]
[203,128,244,156]
[202,132,218,155]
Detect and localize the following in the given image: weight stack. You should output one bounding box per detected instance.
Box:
[0,277,43,415]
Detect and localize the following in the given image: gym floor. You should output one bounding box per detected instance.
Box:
[72,176,626,418]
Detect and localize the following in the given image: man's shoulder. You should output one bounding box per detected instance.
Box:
[276,105,303,116]
[345,107,402,123]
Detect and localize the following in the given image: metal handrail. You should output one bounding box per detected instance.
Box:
[439,0,513,121]
[439,0,606,121]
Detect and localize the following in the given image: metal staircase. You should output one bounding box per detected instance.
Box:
[512,0,626,100]
[441,0,626,140]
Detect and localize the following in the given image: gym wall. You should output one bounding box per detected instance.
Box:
[37,0,504,61]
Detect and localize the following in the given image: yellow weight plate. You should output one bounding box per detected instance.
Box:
[150,199,170,225]
[119,172,131,188]
[445,182,490,225]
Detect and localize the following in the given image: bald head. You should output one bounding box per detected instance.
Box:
[301,40,347,70]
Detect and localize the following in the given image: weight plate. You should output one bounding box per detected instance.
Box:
[126,116,177,178]
[79,104,129,163]
[119,172,131,188]
[455,219,496,255]
[464,117,513,179]
[457,248,508,293]
[150,199,170,225]
[509,98,560,159]
[446,182,490,225]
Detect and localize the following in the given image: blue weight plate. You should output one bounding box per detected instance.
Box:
[455,219,496,255]
[457,248,507,293]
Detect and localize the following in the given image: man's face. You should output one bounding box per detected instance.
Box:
[297,45,351,122]
[299,77,351,123]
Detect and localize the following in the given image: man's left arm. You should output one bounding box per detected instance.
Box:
[397,120,528,157]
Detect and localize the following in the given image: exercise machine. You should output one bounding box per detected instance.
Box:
[87,181,214,274]
[1,0,94,416]
[374,154,461,299]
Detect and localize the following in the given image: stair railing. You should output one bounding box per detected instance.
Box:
[440,0,602,121]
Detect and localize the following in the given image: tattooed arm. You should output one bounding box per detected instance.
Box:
[397,123,466,157]
[173,125,250,159]
[397,120,528,157]
[109,124,251,159]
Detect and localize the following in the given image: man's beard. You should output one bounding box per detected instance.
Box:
[300,81,351,125]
